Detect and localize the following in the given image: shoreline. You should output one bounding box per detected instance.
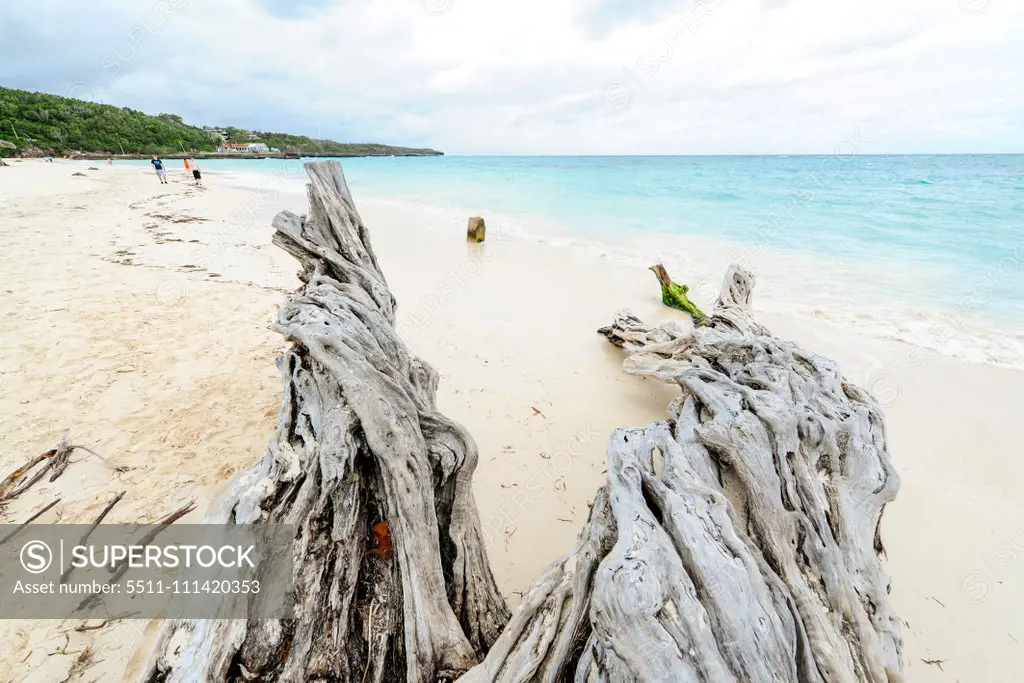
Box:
[359,193,1024,369]
[0,160,1021,682]
[210,162,1024,370]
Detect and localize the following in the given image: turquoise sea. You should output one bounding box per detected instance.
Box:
[124,155,1024,365]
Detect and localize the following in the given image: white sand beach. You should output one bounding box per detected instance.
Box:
[1,160,1022,682]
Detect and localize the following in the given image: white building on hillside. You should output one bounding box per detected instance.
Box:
[217,142,270,153]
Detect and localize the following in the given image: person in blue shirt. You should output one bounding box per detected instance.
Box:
[151,155,168,184]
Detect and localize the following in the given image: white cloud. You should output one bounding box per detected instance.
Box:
[1,0,1021,153]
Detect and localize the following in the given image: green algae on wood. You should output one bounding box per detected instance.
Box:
[649,263,707,323]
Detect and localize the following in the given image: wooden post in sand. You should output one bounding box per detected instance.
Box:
[467,216,486,242]
[141,162,903,683]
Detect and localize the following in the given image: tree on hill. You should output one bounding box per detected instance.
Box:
[223,126,252,144]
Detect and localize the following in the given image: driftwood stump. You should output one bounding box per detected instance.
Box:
[140,161,509,682]
[467,216,486,243]
[461,266,903,682]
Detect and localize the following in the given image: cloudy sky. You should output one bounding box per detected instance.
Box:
[1,0,1021,154]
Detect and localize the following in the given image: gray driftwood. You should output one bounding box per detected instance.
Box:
[141,161,902,682]
[462,266,903,682]
[140,161,509,682]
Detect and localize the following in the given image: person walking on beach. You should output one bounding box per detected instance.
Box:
[151,155,167,184]
[189,157,202,186]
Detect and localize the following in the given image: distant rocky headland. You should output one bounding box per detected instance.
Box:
[0,86,442,159]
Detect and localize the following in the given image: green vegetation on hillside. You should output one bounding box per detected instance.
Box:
[0,87,443,158]
[250,131,442,157]
[215,126,441,156]
[0,87,217,156]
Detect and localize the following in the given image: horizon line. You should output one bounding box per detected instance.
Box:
[346,152,1024,158]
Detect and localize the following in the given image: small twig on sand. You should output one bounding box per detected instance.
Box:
[62,491,126,584]
[49,634,72,657]
[150,500,197,529]
[47,430,75,482]
[69,444,130,473]
[0,498,62,545]
[0,451,56,502]
[91,491,126,526]
[922,659,946,671]
[0,432,126,505]
[59,646,98,683]
[74,612,138,632]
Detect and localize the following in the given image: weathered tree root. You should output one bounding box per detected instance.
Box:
[140,161,509,683]
[464,266,903,682]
